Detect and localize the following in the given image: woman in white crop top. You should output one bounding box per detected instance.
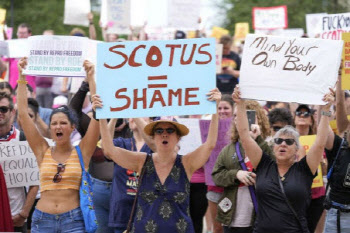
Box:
[17,58,100,233]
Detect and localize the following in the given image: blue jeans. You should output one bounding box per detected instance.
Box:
[91,177,114,233]
[114,227,126,233]
[31,207,84,233]
[324,206,350,233]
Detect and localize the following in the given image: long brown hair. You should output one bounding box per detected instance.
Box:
[231,100,270,143]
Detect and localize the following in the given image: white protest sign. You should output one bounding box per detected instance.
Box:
[64,0,91,27]
[239,34,343,105]
[216,44,223,74]
[106,0,131,34]
[320,12,350,40]
[100,0,108,28]
[0,40,8,56]
[177,118,202,155]
[280,28,305,38]
[22,36,88,77]
[253,5,288,30]
[167,0,201,30]
[0,141,39,188]
[306,13,327,38]
[7,39,29,58]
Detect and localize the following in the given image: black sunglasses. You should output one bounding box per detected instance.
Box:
[272,126,282,132]
[154,128,176,135]
[53,163,65,183]
[274,138,295,146]
[295,111,311,117]
[0,106,10,114]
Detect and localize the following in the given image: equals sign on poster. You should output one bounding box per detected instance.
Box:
[148,75,168,88]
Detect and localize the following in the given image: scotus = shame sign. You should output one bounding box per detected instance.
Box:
[22,35,88,77]
[96,38,216,119]
[0,141,39,188]
[239,34,343,105]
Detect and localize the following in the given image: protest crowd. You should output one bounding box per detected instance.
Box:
[0,2,350,233]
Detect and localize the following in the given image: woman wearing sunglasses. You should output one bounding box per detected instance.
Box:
[212,100,272,233]
[96,88,221,233]
[232,86,334,233]
[17,58,100,233]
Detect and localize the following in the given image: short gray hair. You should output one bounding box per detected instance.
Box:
[273,125,300,149]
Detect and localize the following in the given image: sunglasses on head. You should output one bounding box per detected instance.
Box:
[154,128,176,135]
[53,163,65,183]
[274,138,295,146]
[0,106,10,114]
[295,111,311,117]
[272,126,282,132]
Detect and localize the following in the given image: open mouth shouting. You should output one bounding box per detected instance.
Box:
[56,132,63,139]
[162,140,168,145]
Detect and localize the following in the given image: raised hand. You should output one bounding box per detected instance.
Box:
[206,88,222,106]
[91,94,103,111]
[232,85,243,104]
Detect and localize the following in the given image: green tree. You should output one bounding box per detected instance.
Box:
[0,0,102,40]
[220,0,349,35]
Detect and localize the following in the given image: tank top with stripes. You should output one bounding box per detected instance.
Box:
[40,147,84,192]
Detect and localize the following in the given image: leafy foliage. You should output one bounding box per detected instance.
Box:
[220,0,349,35]
[0,0,102,40]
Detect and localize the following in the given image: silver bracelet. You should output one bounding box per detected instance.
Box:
[321,111,332,117]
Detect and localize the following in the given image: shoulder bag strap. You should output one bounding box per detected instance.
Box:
[327,138,344,180]
[324,138,345,207]
[125,154,150,232]
[277,168,307,233]
[75,145,85,171]
[235,142,258,214]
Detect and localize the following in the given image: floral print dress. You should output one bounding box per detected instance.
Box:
[131,154,194,233]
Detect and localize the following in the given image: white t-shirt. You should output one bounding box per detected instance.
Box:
[230,186,254,227]
[7,187,26,216]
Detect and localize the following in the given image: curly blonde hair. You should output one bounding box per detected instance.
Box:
[230,100,270,143]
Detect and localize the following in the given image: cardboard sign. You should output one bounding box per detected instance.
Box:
[211,26,229,40]
[240,34,343,104]
[306,13,327,38]
[0,8,6,25]
[64,0,91,27]
[342,32,350,90]
[252,5,288,30]
[0,141,39,188]
[96,38,216,119]
[234,22,249,41]
[299,135,324,188]
[201,118,232,186]
[167,0,200,30]
[7,39,29,58]
[177,118,202,155]
[320,13,350,40]
[106,0,131,34]
[0,40,8,56]
[22,36,88,77]
[280,28,304,38]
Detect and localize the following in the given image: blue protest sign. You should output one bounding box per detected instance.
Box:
[96,38,216,119]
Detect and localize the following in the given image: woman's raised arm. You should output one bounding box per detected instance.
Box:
[307,90,335,174]
[79,61,101,167]
[182,88,220,178]
[96,96,147,173]
[17,57,49,164]
[233,86,262,169]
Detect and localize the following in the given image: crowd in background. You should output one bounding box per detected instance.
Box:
[0,11,349,233]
